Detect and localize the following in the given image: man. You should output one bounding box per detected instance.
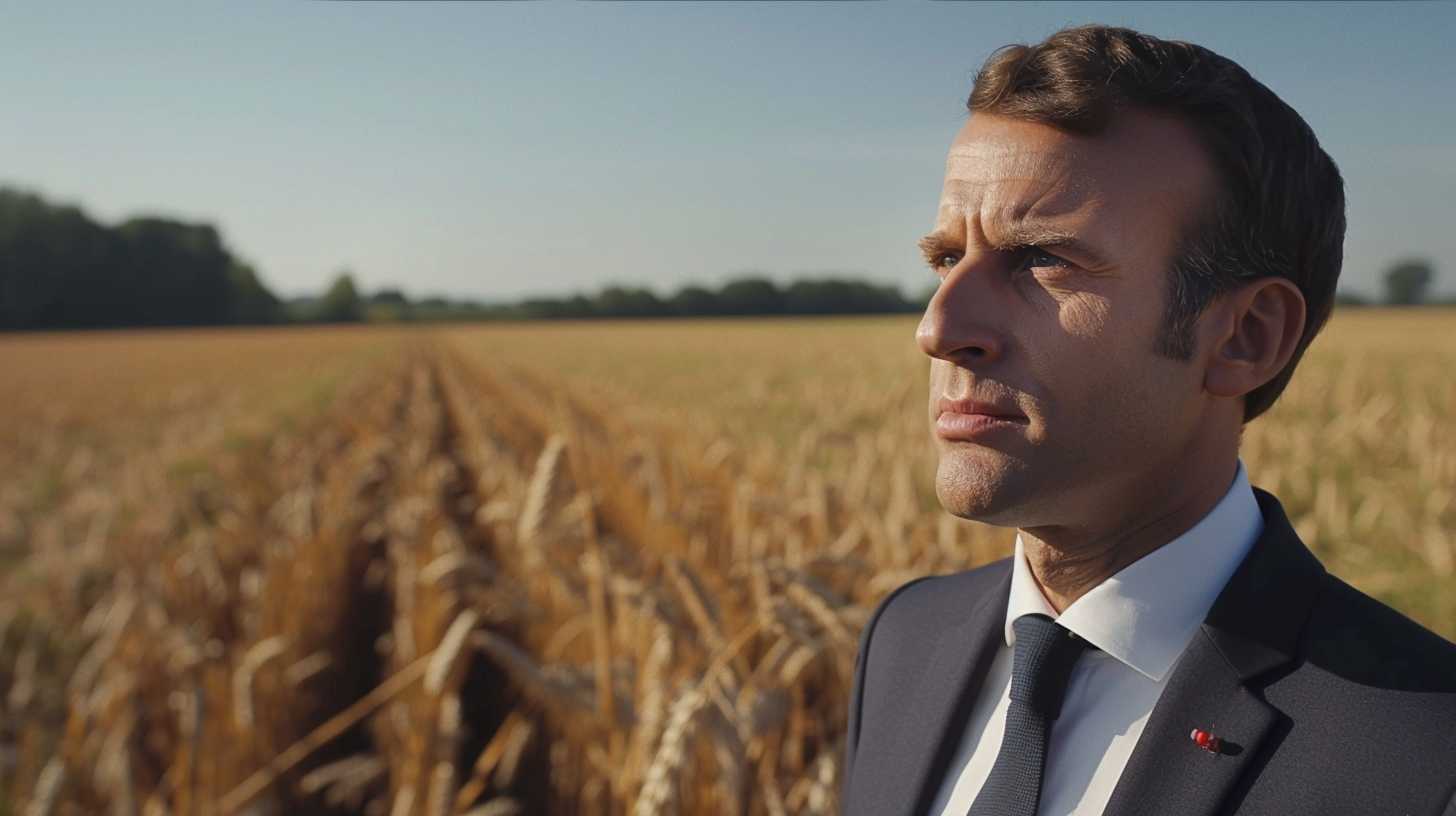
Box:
[841,24,1456,816]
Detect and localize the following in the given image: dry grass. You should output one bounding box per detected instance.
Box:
[1,309,1451,815]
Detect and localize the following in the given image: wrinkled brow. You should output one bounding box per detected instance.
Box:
[918,221,1111,269]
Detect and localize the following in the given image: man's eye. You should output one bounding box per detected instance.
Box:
[1023,247,1070,270]
[932,253,962,272]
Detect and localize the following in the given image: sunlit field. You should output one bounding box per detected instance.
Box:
[2,309,1451,815]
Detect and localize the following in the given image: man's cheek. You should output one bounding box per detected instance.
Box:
[1055,292,1115,341]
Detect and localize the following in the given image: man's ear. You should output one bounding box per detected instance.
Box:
[1203,277,1307,400]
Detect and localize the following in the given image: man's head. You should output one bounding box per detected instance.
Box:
[917,25,1344,527]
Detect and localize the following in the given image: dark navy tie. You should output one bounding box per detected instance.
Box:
[966,613,1090,816]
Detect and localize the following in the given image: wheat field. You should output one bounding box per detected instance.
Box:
[1,310,1451,815]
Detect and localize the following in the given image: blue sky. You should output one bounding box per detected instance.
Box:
[3,2,1453,300]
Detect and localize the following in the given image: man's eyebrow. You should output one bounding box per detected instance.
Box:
[917,232,953,264]
[918,223,1110,269]
[997,223,1100,260]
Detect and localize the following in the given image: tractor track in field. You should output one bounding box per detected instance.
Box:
[13,338,863,816]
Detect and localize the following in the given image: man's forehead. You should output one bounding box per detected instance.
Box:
[934,163,1099,230]
[936,111,1216,228]
[943,139,1087,184]
[936,175,1090,214]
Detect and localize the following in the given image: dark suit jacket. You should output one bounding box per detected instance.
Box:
[842,488,1456,815]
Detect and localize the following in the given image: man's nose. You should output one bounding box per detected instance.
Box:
[915,262,1006,365]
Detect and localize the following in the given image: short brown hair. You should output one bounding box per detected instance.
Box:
[969,24,1345,421]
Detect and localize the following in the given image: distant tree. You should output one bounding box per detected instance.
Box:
[594,285,665,317]
[113,218,236,325]
[782,278,913,314]
[0,186,287,330]
[669,284,720,316]
[363,287,411,321]
[226,261,284,324]
[717,276,782,315]
[409,273,945,323]
[517,297,559,319]
[1383,259,1435,305]
[519,294,596,319]
[563,294,596,318]
[315,271,364,323]
[283,296,317,321]
[370,288,409,306]
[1334,290,1370,307]
[0,188,115,329]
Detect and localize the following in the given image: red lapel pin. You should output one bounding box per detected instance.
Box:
[1189,728,1222,755]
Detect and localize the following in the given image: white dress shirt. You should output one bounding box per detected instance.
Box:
[931,461,1264,816]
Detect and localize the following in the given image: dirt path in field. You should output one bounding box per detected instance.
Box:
[208,348,561,815]
[8,340,864,816]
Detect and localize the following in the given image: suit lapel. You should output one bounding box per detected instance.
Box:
[849,565,1011,816]
[1103,488,1325,816]
[1099,629,1282,816]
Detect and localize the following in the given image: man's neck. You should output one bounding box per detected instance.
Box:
[1017,456,1240,613]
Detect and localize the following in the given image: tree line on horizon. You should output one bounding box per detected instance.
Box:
[0,186,924,330]
[0,188,283,330]
[0,185,1447,331]
[289,271,927,324]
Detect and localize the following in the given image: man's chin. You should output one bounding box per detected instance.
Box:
[933,450,1031,527]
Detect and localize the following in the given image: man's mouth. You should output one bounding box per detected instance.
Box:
[935,397,1028,440]
[937,397,1027,421]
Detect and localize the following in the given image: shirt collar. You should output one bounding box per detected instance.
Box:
[1004,460,1263,682]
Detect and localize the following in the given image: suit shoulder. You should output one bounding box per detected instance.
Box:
[1304,572,1456,692]
[866,558,1011,639]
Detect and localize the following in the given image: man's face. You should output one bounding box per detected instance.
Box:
[917,111,1219,528]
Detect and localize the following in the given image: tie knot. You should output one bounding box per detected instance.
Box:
[1008,614,1089,721]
